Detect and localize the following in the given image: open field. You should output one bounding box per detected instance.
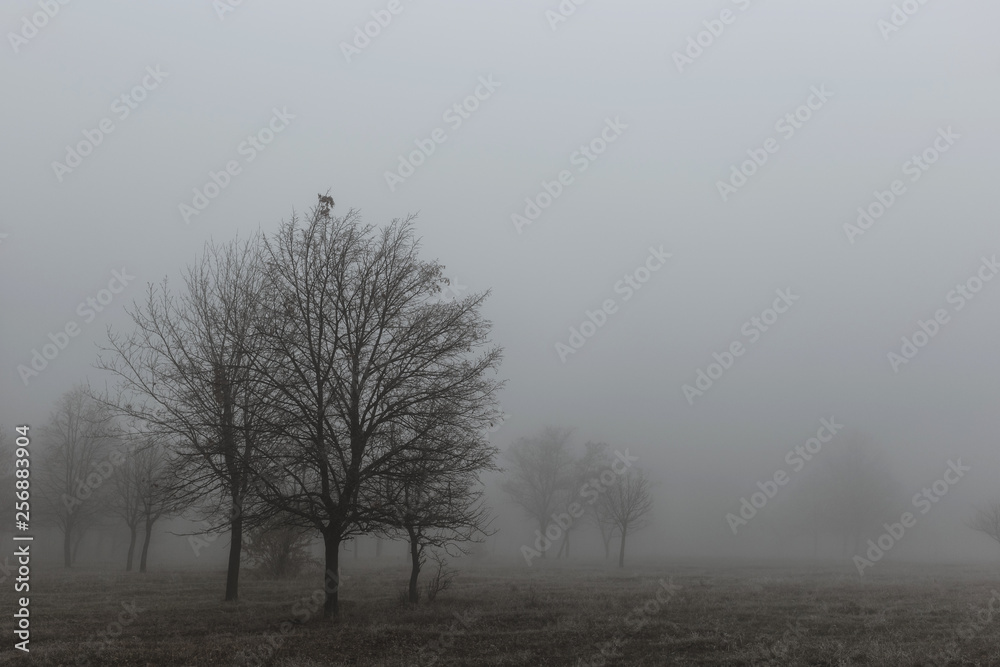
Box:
[5,560,1000,666]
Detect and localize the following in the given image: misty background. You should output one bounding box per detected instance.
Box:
[2,0,1000,569]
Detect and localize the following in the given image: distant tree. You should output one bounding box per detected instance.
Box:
[36,388,115,567]
[134,443,174,573]
[501,427,574,559]
[969,500,1000,552]
[812,430,899,555]
[109,439,144,571]
[598,468,653,568]
[555,441,609,560]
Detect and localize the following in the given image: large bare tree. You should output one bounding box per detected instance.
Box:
[97,236,276,599]
[251,202,502,617]
[36,388,115,567]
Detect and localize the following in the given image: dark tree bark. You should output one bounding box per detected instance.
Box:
[139,519,154,573]
[323,529,342,617]
[126,525,138,571]
[408,528,421,604]
[224,510,242,599]
[618,525,627,569]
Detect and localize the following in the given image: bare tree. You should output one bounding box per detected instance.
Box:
[135,443,174,573]
[36,388,115,567]
[579,443,621,561]
[251,203,502,617]
[599,468,653,568]
[808,430,899,556]
[97,236,276,600]
[969,500,1000,552]
[555,440,611,560]
[378,423,497,604]
[500,427,574,559]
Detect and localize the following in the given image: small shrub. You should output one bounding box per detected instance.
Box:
[423,551,458,602]
[242,523,316,579]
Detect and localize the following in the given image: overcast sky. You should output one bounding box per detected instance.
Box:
[3,0,1000,561]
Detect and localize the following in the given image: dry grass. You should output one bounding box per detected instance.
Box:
[4,559,1000,665]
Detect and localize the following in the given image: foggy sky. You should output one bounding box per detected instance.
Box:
[3,0,1000,564]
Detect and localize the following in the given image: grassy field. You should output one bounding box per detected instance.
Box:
[4,559,1000,666]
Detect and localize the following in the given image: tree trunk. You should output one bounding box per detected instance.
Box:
[126,525,138,572]
[63,525,72,568]
[224,508,243,600]
[323,529,342,618]
[72,529,85,563]
[407,528,421,604]
[618,524,628,569]
[139,519,154,573]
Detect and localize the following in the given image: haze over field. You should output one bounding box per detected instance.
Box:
[2,0,1000,574]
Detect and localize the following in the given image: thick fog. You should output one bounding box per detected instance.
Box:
[2,0,1000,571]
